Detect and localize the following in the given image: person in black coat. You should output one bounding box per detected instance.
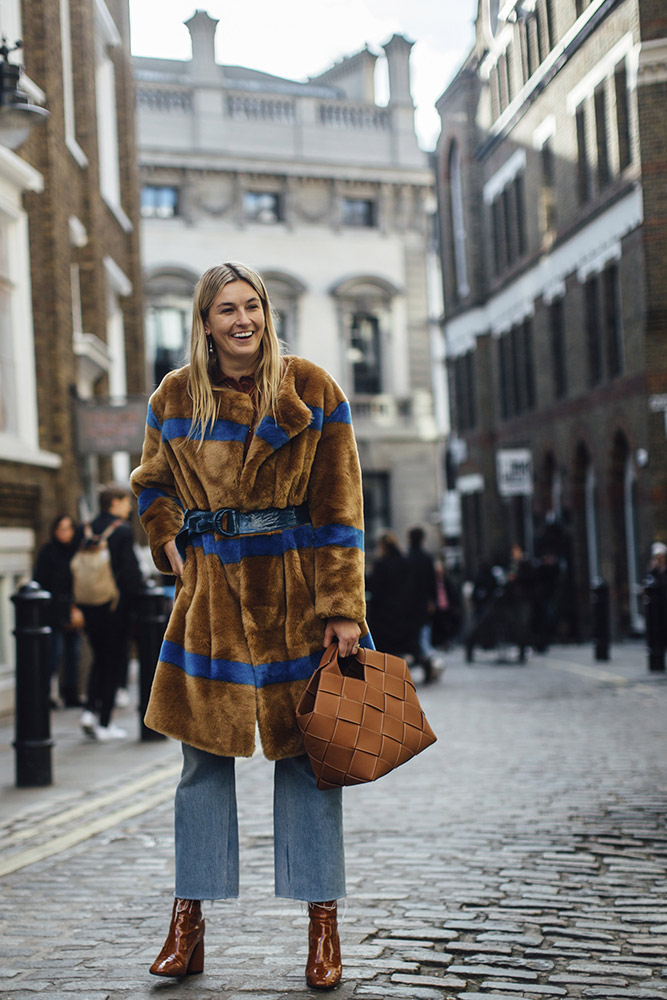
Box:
[79,485,144,741]
[367,532,419,658]
[34,514,84,707]
[406,526,438,675]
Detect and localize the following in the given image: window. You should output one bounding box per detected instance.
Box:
[146,305,189,387]
[141,185,179,219]
[614,62,631,170]
[514,174,526,256]
[522,319,536,410]
[594,83,610,188]
[575,105,591,203]
[521,19,535,81]
[584,275,602,386]
[540,138,557,234]
[454,350,476,432]
[505,43,514,104]
[498,320,535,419]
[449,141,469,299]
[603,264,623,378]
[549,297,567,399]
[543,0,556,50]
[363,472,391,556]
[0,223,16,435]
[244,191,282,224]
[491,198,504,276]
[94,6,123,213]
[342,198,375,228]
[502,186,513,263]
[349,313,382,394]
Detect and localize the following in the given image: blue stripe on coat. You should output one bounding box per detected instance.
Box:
[138,487,171,516]
[254,415,290,449]
[324,400,352,424]
[161,417,249,443]
[159,639,322,687]
[185,522,363,564]
[189,523,315,563]
[314,523,364,551]
[146,404,162,431]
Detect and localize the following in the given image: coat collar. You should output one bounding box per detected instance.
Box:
[240,357,316,492]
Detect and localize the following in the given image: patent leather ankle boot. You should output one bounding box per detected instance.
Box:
[306,900,342,989]
[150,898,205,977]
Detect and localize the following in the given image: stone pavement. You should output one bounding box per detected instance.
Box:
[1,641,666,999]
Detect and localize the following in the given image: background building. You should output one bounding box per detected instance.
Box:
[0,0,144,712]
[134,10,443,552]
[435,0,667,638]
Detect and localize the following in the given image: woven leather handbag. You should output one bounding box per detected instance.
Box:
[296,644,437,790]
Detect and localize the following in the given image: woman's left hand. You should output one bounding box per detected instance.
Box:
[324,617,361,657]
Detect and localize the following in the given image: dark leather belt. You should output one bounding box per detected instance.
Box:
[176,503,311,558]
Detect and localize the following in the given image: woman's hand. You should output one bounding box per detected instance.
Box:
[164,538,184,578]
[324,617,361,657]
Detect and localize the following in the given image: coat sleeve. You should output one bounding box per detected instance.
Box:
[306,379,366,623]
[130,390,184,575]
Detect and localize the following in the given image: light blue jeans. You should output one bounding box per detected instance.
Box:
[174,744,346,902]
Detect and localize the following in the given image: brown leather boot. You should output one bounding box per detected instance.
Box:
[150,897,205,977]
[306,900,342,989]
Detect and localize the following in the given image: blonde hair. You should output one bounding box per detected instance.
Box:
[187,262,283,443]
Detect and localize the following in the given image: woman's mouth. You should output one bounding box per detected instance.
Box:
[231,331,254,340]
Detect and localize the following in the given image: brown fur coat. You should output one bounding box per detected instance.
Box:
[130,356,369,759]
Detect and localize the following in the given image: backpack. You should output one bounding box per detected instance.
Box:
[70,521,121,609]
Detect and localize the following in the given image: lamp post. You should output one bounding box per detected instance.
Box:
[0,38,48,149]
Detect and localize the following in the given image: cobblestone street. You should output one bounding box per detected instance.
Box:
[1,643,666,999]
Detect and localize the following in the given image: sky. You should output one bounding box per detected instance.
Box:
[128,0,478,151]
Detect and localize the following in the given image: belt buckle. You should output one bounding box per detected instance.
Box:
[213,508,239,536]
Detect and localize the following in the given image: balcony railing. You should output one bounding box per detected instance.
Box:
[136,87,193,113]
[227,94,296,123]
[318,101,390,130]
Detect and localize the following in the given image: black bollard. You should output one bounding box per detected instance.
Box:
[134,579,169,741]
[643,573,666,673]
[12,581,53,787]
[590,577,610,662]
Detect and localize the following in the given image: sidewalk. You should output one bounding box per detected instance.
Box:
[0,663,182,828]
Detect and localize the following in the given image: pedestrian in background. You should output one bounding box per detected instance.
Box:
[78,485,144,741]
[131,262,369,990]
[34,513,84,708]
[367,531,417,658]
[406,525,438,679]
[648,541,667,647]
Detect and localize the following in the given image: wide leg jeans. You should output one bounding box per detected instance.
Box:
[174,744,346,902]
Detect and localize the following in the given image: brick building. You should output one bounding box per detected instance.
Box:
[0,0,144,711]
[435,0,667,637]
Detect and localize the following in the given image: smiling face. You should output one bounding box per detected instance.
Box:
[204,279,266,377]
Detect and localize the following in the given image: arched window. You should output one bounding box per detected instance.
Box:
[262,271,306,353]
[329,275,400,397]
[448,141,470,300]
[144,268,198,388]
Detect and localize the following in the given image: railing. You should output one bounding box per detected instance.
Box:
[351,396,413,422]
[318,102,389,130]
[227,94,296,123]
[136,87,193,113]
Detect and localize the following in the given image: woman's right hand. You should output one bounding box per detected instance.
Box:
[164,538,184,577]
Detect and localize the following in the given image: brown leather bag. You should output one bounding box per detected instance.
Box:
[296,644,437,790]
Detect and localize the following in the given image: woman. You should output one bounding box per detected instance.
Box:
[367,531,418,658]
[34,514,83,707]
[131,262,371,990]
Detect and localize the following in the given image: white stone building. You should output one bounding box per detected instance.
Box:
[134,9,444,552]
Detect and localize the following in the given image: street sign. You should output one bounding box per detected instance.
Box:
[74,397,148,456]
[496,448,533,496]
